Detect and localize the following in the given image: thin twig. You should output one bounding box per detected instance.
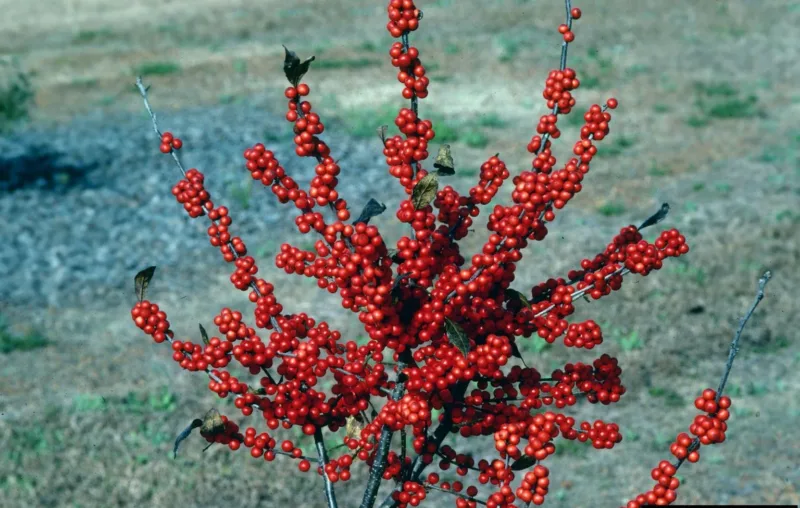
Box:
[672,270,772,472]
[135,78,285,335]
[135,77,187,177]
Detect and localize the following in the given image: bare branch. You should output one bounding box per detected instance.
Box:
[315,428,339,508]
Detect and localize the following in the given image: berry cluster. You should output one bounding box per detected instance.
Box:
[387,0,421,37]
[159,131,182,153]
[621,389,733,508]
[127,1,760,507]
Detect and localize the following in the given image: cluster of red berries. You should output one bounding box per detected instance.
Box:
[679,389,731,456]
[555,7,582,43]
[395,108,433,147]
[622,459,682,507]
[386,0,421,37]
[284,84,329,158]
[621,389,733,508]
[159,131,182,153]
[383,132,435,191]
[563,319,603,348]
[428,474,480,508]
[433,184,483,247]
[392,480,427,507]
[390,43,430,100]
[580,103,614,141]
[542,68,579,114]
[471,155,511,207]
[283,84,350,221]
[127,2,733,507]
[516,466,551,505]
[172,168,211,218]
[131,300,171,343]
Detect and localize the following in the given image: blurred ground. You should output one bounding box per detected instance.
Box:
[0,0,798,507]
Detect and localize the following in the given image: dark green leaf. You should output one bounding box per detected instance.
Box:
[199,324,209,345]
[390,273,410,304]
[200,408,225,435]
[638,202,670,230]
[505,288,532,309]
[134,266,156,302]
[444,318,470,356]
[433,144,455,175]
[282,45,315,87]
[377,125,388,144]
[173,418,202,458]
[354,198,387,225]
[510,341,523,359]
[389,249,404,265]
[511,455,537,471]
[411,173,438,210]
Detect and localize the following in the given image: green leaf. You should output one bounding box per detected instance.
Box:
[134,266,156,302]
[433,144,455,175]
[199,324,210,345]
[354,198,387,225]
[510,341,523,359]
[173,418,202,459]
[411,173,439,210]
[200,408,225,435]
[377,125,388,144]
[444,318,470,356]
[511,455,537,471]
[282,45,315,87]
[388,249,404,265]
[504,288,532,309]
[638,202,670,230]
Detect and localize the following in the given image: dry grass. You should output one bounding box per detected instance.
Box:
[2,0,799,506]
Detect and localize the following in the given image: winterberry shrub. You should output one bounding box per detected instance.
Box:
[130,1,771,507]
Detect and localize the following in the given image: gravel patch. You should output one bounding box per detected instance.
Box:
[1,99,390,309]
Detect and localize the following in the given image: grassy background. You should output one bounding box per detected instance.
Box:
[1,0,798,506]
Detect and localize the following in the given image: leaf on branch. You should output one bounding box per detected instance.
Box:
[510,341,523,359]
[390,273,410,305]
[377,125,388,144]
[433,144,455,175]
[248,386,267,395]
[444,318,470,356]
[199,323,210,345]
[638,202,670,230]
[134,266,156,302]
[411,173,439,210]
[354,198,387,225]
[511,455,537,471]
[200,408,225,436]
[346,416,365,440]
[504,288,532,309]
[173,418,203,459]
[282,45,315,87]
[388,249,404,265]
